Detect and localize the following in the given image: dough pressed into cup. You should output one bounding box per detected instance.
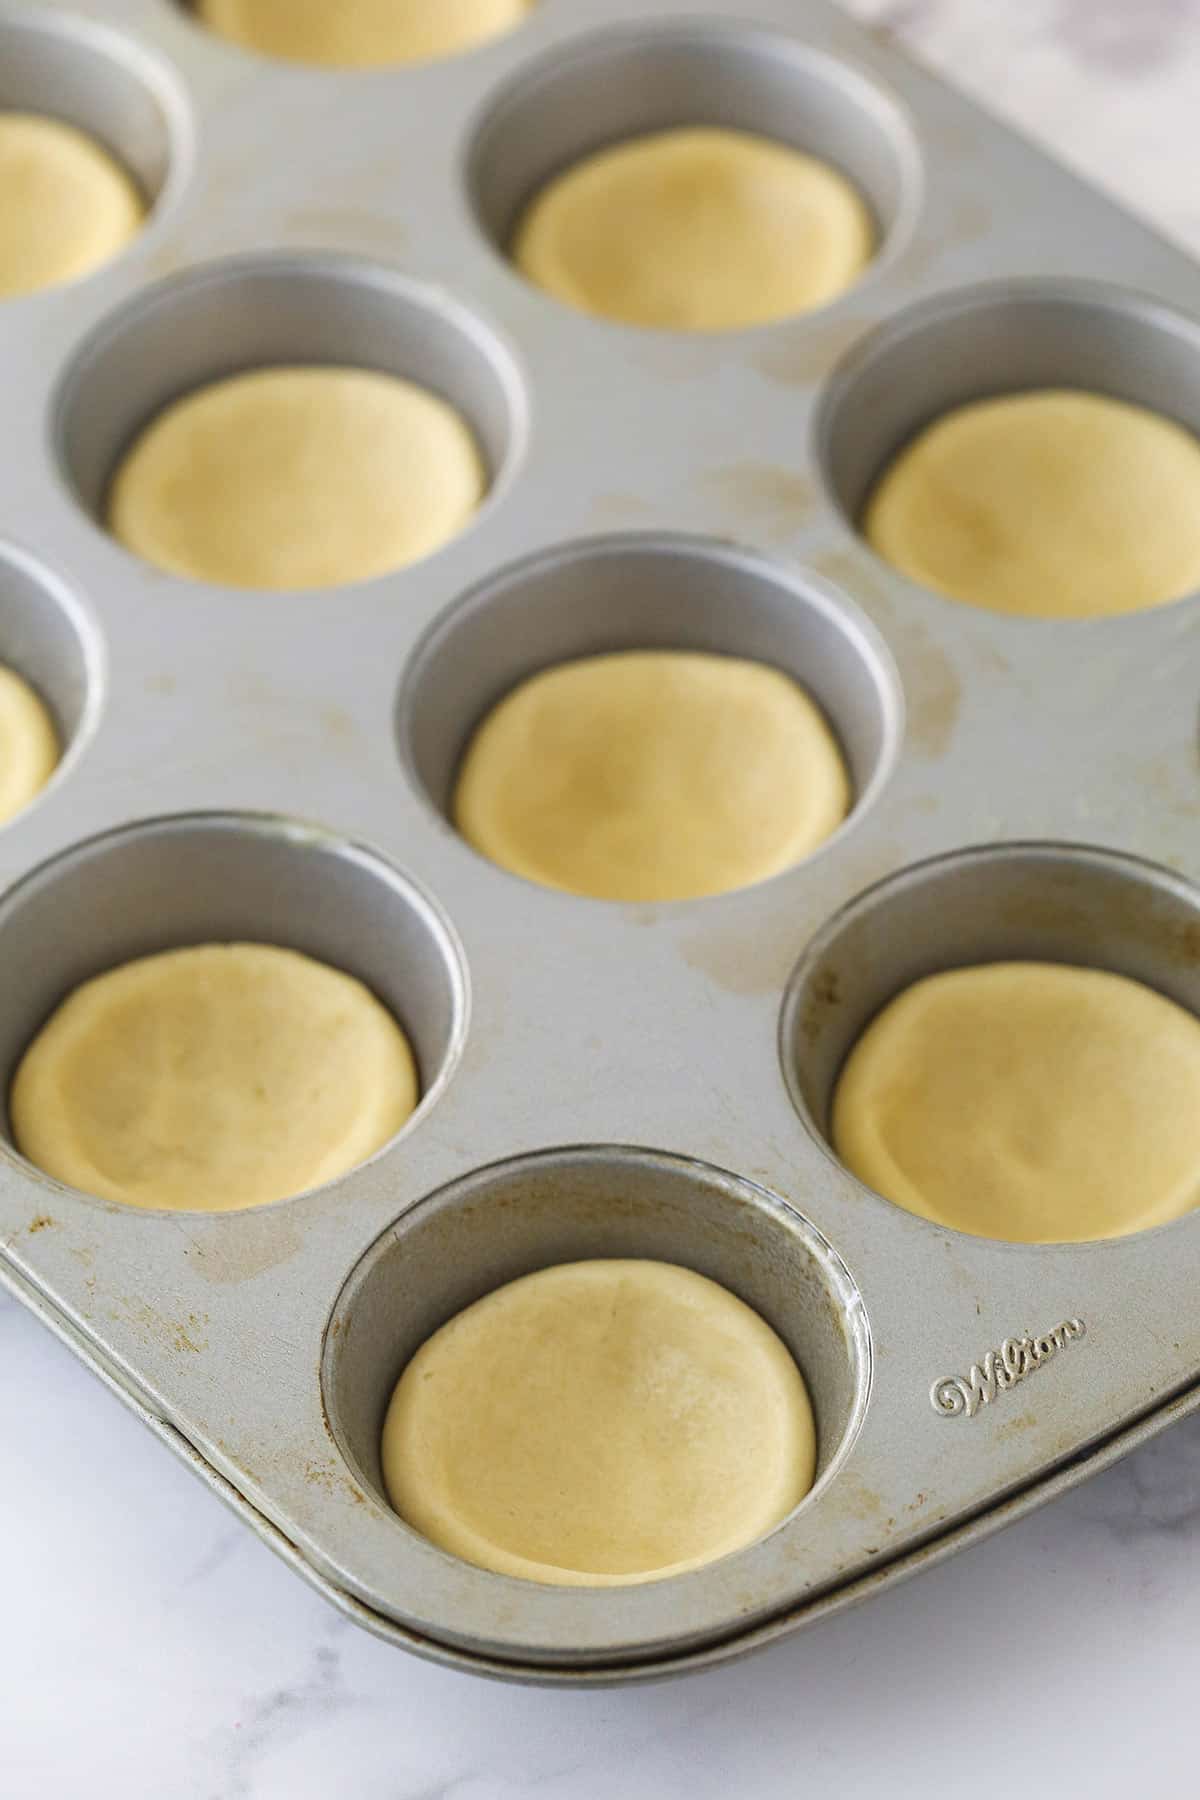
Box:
[383,1258,817,1584]
[832,961,1200,1242]
[195,0,532,67]
[453,649,850,902]
[0,664,59,823]
[864,389,1200,618]
[11,943,419,1211]
[108,366,486,590]
[0,112,144,299]
[513,126,875,331]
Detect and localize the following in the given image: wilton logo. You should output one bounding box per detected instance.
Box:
[931,1319,1087,1419]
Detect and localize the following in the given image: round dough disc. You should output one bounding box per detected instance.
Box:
[383,1259,816,1585]
[864,388,1200,618]
[0,664,59,823]
[108,366,486,590]
[453,650,850,902]
[832,961,1200,1243]
[11,943,419,1212]
[512,126,875,331]
[195,0,531,66]
[0,112,144,299]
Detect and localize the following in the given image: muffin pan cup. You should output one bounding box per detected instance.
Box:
[5,0,1200,1683]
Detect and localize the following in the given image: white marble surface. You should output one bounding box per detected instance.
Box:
[7,3,1200,1796]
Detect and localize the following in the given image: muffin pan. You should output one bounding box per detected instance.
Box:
[4,0,1200,1684]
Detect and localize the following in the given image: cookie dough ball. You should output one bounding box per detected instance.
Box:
[453,650,850,902]
[832,961,1200,1242]
[108,366,486,590]
[513,126,875,331]
[864,389,1200,618]
[11,943,418,1211]
[195,0,531,66]
[383,1259,816,1584]
[0,113,144,299]
[0,664,59,823]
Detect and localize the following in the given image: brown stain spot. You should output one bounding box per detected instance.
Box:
[699,463,814,541]
[681,920,804,996]
[815,545,894,611]
[938,1250,978,1296]
[119,1298,209,1355]
[755,319,868,388]
[27,1215,54,1234]
[975,642,1013,677]
[228,670,272,708]
[303,1457,368,1508]
[1128,751,1200,820]
[947,192,991,247]
[798,965,840,1048]
[992,876,1200,976]
[899,618,960,756]
[145,674,176,696]
[461,1021,497,1076]
[185,1212,304,1284]
[817,546,960,755]
[997,1409,1038,1442]
[586,490,656,528]
[304,1458,337,1494]
[283,208,407,257]
[906,1490,929,1512]
[839,1474,884,1521]
[320,705,357,748]
[143,243,188,281]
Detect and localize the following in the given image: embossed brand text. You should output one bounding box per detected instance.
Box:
[931,1319,1087,1419]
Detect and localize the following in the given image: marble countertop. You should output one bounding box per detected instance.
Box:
[7,3,1200,1796]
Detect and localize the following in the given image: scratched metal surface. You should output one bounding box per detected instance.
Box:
[3,0,1200,1684]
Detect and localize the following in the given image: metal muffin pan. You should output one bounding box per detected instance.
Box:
[3,0,1200,1686]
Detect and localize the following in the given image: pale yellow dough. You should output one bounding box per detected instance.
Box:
[196,0,531,66]
[11,944,419,1212]
[513,126,875,331]
[832,962,1200,1243]
[0,665,59,824]
[453,650,850,902]
[383,1259,816,1585]
[0,113,144,299]
[108,366,486,590]
[864,389,1200,618]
